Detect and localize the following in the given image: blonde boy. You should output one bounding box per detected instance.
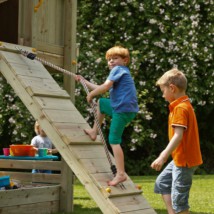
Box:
[76,46,139,186]
[151,68,203,214]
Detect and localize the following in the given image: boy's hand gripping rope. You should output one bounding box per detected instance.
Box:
[15,47,125,189]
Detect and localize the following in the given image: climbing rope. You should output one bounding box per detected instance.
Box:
[15,47,122,185]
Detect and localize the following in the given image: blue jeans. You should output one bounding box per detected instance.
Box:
[154,160,197,213]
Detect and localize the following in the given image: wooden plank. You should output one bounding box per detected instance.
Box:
[0,57,46,120]
[0,201,59,214]
[5,62,52,78]
[31,0,64,47]
[37,41,64,55]
[37,51,63,67]
[54,122,91,134]
[49,0,64,44]
[0,159,62,171]
[0,50,63,82]
[54,0,65,43]
[61,134,103,145]
[43,109,86,123]
[27,86,70,98]
[0,42,33,54]
[0,51,41,70]
[71,145,110,159]
[17,75,62,91]
[0,185,60,207]
[91,172,142,197]
[33,96,76,110]
[53,123,102,144]
[110,195,154,213]
[0,51,70,98]
[16,63,51,78]
[0,171,61,184]
[89,172,143,198]
[79,158,112,174]
[121,208,157,214]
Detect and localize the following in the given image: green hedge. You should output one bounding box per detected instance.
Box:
[0,76,35,148]
[76,0,214,174]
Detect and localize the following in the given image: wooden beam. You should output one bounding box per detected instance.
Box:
[0,159,62,171]
[60,158,74,212]
[18,0,33,46]
[0,185,60,207]
[63,0,77,103]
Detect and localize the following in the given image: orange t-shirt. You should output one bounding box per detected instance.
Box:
[168,95,203,167]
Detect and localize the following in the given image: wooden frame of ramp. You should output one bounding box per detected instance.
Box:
[0,42,157,214]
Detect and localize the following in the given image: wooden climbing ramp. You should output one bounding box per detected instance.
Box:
[0,42,156,214]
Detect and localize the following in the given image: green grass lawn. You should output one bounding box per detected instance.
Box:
[65,175,214,214]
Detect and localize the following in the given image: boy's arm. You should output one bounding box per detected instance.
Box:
[87,80,113,102]
[151,126,184,171]
[75,75,98,90]
[83,79,99,90]
[48,148,58,154]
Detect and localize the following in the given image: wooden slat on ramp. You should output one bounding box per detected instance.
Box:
[0,42,156,214]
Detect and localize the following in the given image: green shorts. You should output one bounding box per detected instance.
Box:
[99,98,136,145]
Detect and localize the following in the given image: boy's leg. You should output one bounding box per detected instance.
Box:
[162,194,176,214]
[108,144,127,186]
[107,113,136,186]
[84,99,105,141]
[154,161,174,213]
[171,165,197,213]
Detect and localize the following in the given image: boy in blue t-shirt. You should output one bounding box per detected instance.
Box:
[76,46,138,186]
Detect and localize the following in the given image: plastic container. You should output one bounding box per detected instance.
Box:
[28,147,36,157]
[10,145,34,156]
[38,148,48,157]
[3,148,10,156]
[0,176,10,187]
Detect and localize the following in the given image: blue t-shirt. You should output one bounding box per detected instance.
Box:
[107,66,139,113]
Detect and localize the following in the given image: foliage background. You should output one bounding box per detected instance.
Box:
[0,0,213,175]
[75,0,214,175]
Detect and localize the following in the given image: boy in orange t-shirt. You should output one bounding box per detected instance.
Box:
[151,68,203,214]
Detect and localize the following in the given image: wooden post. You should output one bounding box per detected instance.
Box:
[63,0,77,103]
[18,0,33,46]
[60,158,74,212]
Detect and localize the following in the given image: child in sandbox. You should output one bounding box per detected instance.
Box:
[75,46,139,186]
[31,121,58,173]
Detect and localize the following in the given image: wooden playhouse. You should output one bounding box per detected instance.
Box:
[0,1,157,214]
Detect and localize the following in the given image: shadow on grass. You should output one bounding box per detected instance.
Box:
[72,204,102,214]
[154,209,167,214]
[190,212,212,214]
[155,209,212,214]
[74,196,93,201]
